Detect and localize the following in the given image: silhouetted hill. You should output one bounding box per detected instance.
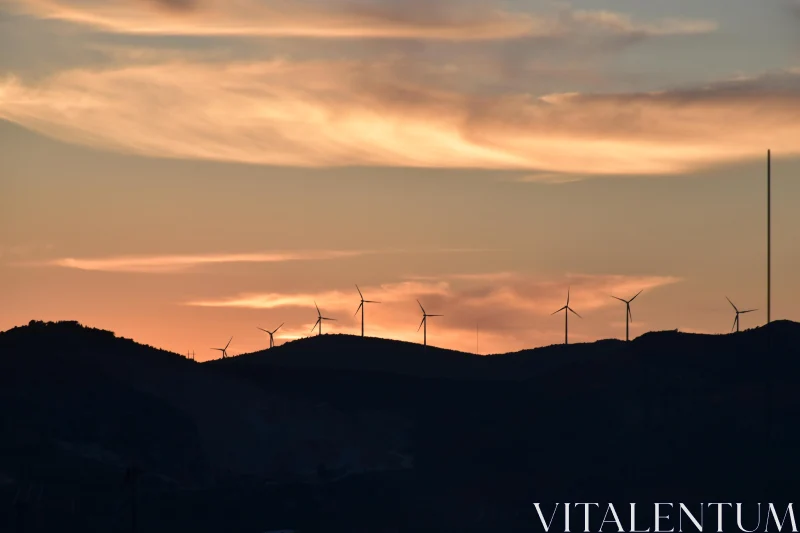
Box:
[0,321,413,487]
[208,321,800,517]
[213,321,800,381]
[213,332,633,380]
[4,319,800,532]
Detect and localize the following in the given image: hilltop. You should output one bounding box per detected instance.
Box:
[2,319,800,532]
[0,320,413,487]
[212,320,800,381]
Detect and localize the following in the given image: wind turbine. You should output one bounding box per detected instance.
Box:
[727,297,757,333]
[354,285,380,337]
[311,301,336,336]
[257,323,284,348]
[552,288,581,345]
[610,289,643,342]
[212,337,232,359]
[417,299,442,348]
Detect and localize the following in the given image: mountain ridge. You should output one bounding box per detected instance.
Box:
[3,318,800,531]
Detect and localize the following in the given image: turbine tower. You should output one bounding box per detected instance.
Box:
[417,299,442,348]
[610,289,643,342]
[354,285,380,337]
[552,288,581,345]
[257,323,284,348]
[727,297,757,333]
[212,337,232,359]
[311,301,336,336]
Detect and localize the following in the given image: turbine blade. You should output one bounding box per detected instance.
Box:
[725,296,738,313]
[566,287,570,306]
[628,307,633,323]
[428,314,443,317]
[568,307,582,318]
[417,317,425,332]
[629,289,643,302]
[551,306,567,315]
[731,316,737,333]
[225,337,232,349]
[741,309,758,314]
[354,302,363,317]
[365,300,380,304]
[323,317,336,321]
[356,284,363,299]
[610,295,626,303]
[311,318,321,332]
[417,299,425,314]
[257,327,269,333]
[272,323,284,334]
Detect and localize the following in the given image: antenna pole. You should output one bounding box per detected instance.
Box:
[767,149,771,324]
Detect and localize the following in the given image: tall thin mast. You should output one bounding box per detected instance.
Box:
[767,149,771,324]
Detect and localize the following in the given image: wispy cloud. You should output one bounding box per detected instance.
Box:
[43,250,368,273]
[187,280,451,309]
[565,10,716,37]
[2,62,798,175]
[7,0,716,40]
[38,248,502,273]
[513,172,587,184]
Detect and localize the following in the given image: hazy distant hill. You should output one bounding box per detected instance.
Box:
[3,319,800,532]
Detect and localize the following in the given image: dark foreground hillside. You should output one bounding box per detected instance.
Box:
[2,319,800,532]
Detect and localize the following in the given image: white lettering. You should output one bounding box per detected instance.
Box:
[679,503,704,532]
[533,503,560,532]
[767,504,798,532]
[656,503,675,533]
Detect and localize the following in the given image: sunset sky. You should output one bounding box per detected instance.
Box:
[1,0,799,358]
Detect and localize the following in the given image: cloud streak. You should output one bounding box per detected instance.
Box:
[7,0,716,40]
[1,62,797,175]
[43,250,369,273]
[187,280,452,309]
[37,248,503,273]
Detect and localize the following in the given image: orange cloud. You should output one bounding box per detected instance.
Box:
[34,248,502,273]
[42,250,368,273]
[1,62,796,175]
[186,280,451,309]
[7,0,715,40]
